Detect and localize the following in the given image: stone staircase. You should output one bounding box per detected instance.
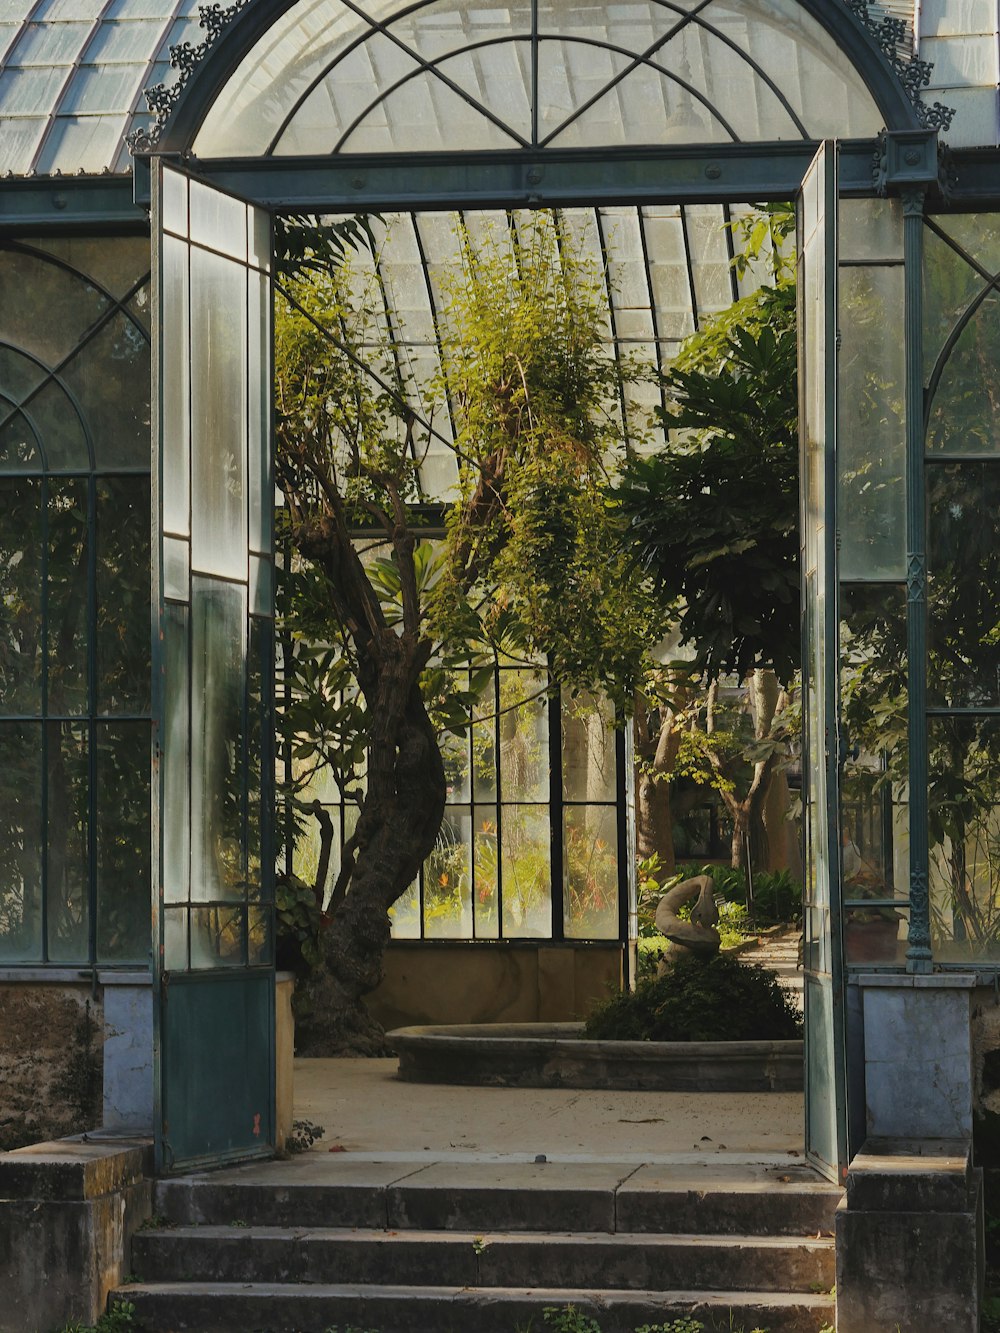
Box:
[117,1153,839,1332]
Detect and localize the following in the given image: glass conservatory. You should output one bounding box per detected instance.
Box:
[2,0,1000,1203]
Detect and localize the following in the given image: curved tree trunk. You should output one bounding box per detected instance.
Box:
[279,500,447,1055]
[297,662,445,1054]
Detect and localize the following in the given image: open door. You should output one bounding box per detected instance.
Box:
[151,161,275,1173]
[797,141,847,1184]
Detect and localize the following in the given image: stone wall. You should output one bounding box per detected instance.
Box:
[368,942,624,1031]
[0,981,103,1151]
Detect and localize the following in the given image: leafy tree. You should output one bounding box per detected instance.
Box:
[614,210,799,875]
[274,212,653,1052]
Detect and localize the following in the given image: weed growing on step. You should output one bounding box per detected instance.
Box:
[56,1299,135,1333]
[542,1307,603,1333]
[539,1309,772,1333]
[289,1118,326,1152]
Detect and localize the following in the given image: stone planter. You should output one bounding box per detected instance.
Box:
[388,1022,803,1092]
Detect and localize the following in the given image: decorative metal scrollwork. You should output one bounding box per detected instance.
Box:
[845,0,956,132]
[128,0,958,156]
[127,0,250,153]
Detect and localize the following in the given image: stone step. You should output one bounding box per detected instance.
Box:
[117,1280,837,1333]
[132,1225,835,1293]
[152,1157,841,1237]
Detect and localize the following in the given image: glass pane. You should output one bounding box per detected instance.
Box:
[163,604,189,904]
[162,233,190,537]
[473,805,498,938]
[927,461,1000,708]
[929,716,1000,962]
[926,289,1000,455]
[844,905,909,966]
[190,905,245,967]
[190,245,248,580]
[248,905,272,964]
[0,404,42,472]
[838,265,906,581]
[839,584,908,906]
[923,222,984,385]
[164,535,190,602]
[249,554,272,618]
[499,669,548,802]
[162,167,187,237]
[60,311,151,469]
[0,248,110,367]
[424,808,472,938]
[441,726,470,804]
[561,691,616,802]
[191,578,246,903]
[501,803,550,936]
[472,698,497,802]
[163,904,187,970]
[564,804,618,939]
[389,881,421,939]
[247,617,269,904]
[248,265,271,556]
[96,721,151,964]
[189,179,247,262]
[26,378,91,470]
[45,720,88,963]
[839,199,902,262]
[96,476,151,714]
[0,721,43,961]
[28,235,151,304]
[46,478,89,716]
[0,477,42,714]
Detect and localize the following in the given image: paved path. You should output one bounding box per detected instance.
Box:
[293,1056,804,1157]
[744,926,804,1011]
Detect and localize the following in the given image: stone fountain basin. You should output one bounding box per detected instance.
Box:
[387,1022,803,1093]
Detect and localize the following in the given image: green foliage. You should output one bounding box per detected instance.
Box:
[673,863,802,926]
[429,213,657,713]
[584,953,802,1043]
[287,1118,325,1153]
[614,281,799,683]
[542,1307,603,1333]
[274,874,324,975]
[56,1299,135,1333]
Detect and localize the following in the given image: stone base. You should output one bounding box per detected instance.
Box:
[0,1135,153,1332]
[835,1137,983,1333]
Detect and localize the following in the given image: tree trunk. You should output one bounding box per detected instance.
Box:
[280,503,447,1056]
[633,698,683,875]
[296,645,445,1055]
[637,769,675,873]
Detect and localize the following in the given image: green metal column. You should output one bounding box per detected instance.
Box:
[903,185,932,974]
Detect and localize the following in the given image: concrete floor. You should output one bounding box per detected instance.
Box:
[293,1058,805,1162]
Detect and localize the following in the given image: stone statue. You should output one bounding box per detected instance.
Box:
[654,873,721,967]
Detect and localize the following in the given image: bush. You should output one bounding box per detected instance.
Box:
[674,862,802,925]
[584,953,802,1043]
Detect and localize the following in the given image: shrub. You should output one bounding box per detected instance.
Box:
[674,862,802,925]
[584,953,802,1043]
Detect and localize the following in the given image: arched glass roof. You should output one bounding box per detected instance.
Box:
[0,0,203,178]
[316,202,782,500]
[194,0,886,159]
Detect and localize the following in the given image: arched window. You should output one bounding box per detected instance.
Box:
[0,237,152,965]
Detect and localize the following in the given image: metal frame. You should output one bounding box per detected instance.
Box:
[0,237,152,970]
[136,0,927,156]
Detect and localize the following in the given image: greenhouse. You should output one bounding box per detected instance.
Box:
[1,0,1000,1328]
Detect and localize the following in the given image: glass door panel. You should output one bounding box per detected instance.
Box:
[798,141,847,1184]
[152,161,275,1173]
